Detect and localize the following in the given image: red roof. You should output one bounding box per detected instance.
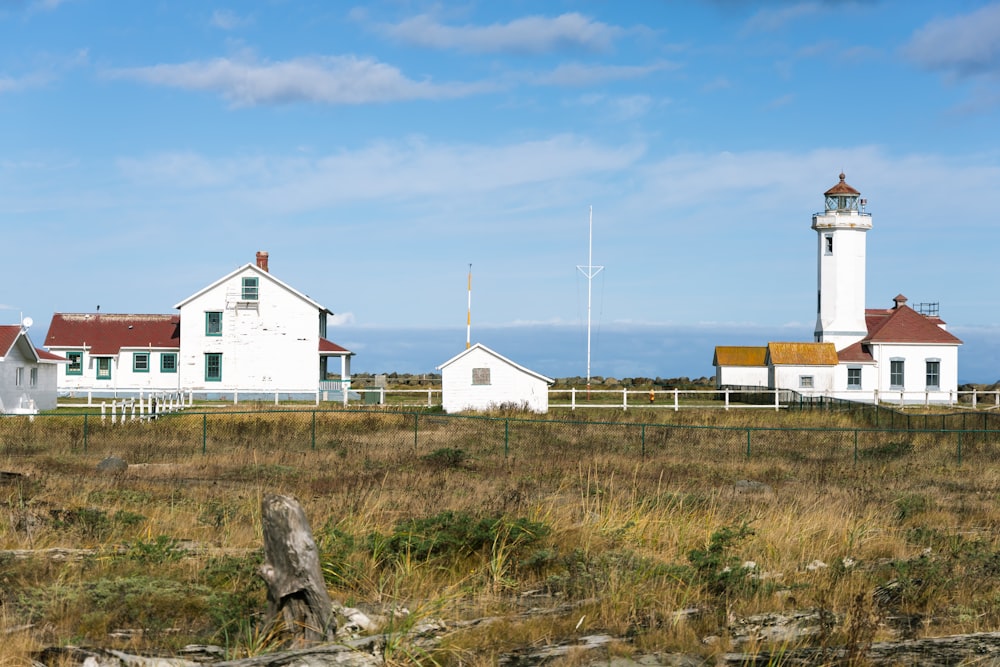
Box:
[824,172,860,196]
[863,300,962,345]
[0,325,19,358]
[837,340,875,363]
[319,338,351,354]
[44,313,180,355]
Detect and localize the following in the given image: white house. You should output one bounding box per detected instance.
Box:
[45,252,354,397]
[0,324,65,413]
[713,174,962,403]
[437,343,554,414]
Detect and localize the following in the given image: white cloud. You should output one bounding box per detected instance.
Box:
[105,55,496,106]
[903,3,1000,77]
[377,12,624,54]
[529,61,673,87]
[742,2,824,33]
[210,9,252,31]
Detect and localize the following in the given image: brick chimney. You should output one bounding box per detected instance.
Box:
[256,251,269,272]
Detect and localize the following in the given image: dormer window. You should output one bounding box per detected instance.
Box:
[242,277,259,301]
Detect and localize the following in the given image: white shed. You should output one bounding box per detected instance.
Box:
[0,325,65,413]
[437,343,554,414]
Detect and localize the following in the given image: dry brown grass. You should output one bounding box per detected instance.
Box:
[2,406,1000,662]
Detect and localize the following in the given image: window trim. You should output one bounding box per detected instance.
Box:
[161,352,178,373]
[133,352,150,373]
[241,276,259,301]
[96,357,112,380]
[205,311,223,336]
[890,358,905,390]
[847,366,862,390]
[799,375,814,389]
[205,353,222,382]
[925,358,941,390]
[66,351,83,376]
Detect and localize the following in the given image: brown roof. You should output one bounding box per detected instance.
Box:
[0,325,66,362]
[837,341,875,363]
[864,303,962,345]
[766,342,839,366]
[44,313,180,355]
[824,172,860,196]
[713,346,767,367]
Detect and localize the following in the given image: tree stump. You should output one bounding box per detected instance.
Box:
[259,494,336,646]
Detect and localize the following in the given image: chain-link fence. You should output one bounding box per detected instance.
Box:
[2,408,999,467]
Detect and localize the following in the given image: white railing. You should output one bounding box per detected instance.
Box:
[99,391,186,424]
[56,385,1000,413]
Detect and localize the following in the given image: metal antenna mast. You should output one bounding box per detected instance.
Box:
[466,263,472,349]
[576,206,603,392]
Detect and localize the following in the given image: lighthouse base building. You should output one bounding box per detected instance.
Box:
[714,174,962,404]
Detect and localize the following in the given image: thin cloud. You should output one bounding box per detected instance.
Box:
[529,61,674,87]
[104,55,496,106]
[0,70,52,94]
[902,3,1000,77]
[742,2,824,33]
[210,9,252,31]
[376,12,625,54]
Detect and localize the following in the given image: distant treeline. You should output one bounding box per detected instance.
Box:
[349,372,715,389]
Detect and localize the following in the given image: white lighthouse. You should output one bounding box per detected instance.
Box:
[812,173,871,350]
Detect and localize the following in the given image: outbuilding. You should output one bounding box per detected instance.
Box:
[0,324,65,413]
[437,343,554,414]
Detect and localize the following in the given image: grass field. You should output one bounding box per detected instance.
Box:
[2,406,1000,664]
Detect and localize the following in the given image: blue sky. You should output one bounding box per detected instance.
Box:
[3,1,1000,380]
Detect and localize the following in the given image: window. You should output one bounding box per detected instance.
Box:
[242,277,259,301]
[161,353,177,373]
[847,367,862,389]
[133,352,149,373]
[30,368,37,387]
[890,359,904,389]
[66,351,83,375]
[824,234,833,255]
[96,357,111,380]
[205,311,222,336]
[205,353,222,382]
[799,375,814,389]
[926,360,940,390]
[472,367,491,385]
[15,367,23,387]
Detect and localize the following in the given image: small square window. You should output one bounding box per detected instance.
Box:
[133,352,150,373]
[847,367,862,389]
[206,311,222,336]
[161,353,177,373]
[472,367,491,385]
[242,277,259,301]
[66,351,83,376]
[799,375,814,389]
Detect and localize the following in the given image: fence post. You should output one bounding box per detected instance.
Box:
[774,389,779,412]
[957,431,962,466]
[202,412,207,455]
[641,424,646,458]
[623,388,628,411]
[427,388,432,408]
[674,388,679,412]
[746,429,751,458]
[311,411,316,451]
[413,413,419,450]
[504,418,510,458]
[854,429,858,464]
[83,413,88,452]
[725,389,730,411]
[571,387,576,410]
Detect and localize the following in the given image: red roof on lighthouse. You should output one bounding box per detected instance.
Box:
[824,172,860,196]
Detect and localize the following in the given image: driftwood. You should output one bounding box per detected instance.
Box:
[259,494,337,646]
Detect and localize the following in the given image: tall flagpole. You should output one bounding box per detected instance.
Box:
[466,263,472,349]
[576,206,603,394]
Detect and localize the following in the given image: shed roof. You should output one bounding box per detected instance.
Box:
[766,342,839,366]
[437,342,554,384]
[864,299,962,345]
[713,346,767,367]
[0,325,66,363]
